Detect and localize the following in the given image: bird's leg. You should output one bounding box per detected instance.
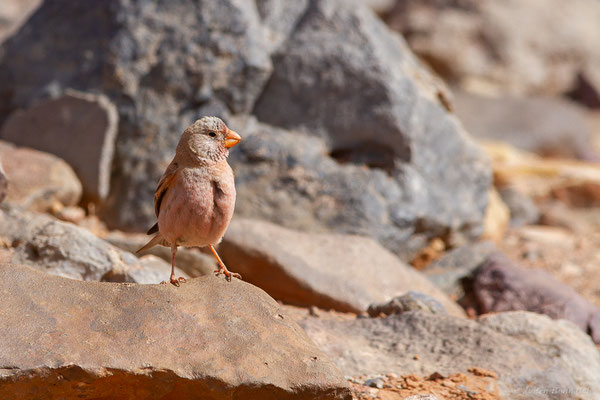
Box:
[210,245,242,281]
[161,243,187,286]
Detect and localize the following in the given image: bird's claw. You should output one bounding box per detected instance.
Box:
[214,267,242,281]
[162,276,187,287]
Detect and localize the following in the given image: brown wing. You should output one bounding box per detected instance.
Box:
[154,161,179,218]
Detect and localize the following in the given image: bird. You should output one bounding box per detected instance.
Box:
[137,116,242,286]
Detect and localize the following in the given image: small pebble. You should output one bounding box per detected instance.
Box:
[458,384,478,395]
[364,377,384,389]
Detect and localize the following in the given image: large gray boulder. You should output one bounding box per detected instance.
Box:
[252,0,490,256]
[0,0,491,257]
[0,0,273,230]
[0,264,351,399]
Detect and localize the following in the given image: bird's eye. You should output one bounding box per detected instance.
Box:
[208,132,217,137]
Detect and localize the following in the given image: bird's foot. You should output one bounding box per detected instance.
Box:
[214,266,242,282]
[160,276,187,286]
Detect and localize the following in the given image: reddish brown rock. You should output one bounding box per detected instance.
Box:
[0,264,351,400]
[220,219,465,317]
[0,141,82,211]
[473,252,600,343]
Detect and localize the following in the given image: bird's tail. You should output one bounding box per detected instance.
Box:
[136,233,167,254]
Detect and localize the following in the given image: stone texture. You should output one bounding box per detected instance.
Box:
[252,0,491,254]
[367,292,447,317]
[0,91,118,201]
[0,0,273,230]
[0,264,351,400]
[0,140,82,212]
[0,156,6,203]
[473,252,600,343]
[453,90,596,160]
[0,0,491,253]
[230,116,488,260]
[104,230,216,278]
[299,311,600,399]
[220,218,465,316]
[0,0,40,43]
[498,187,540,228]
[422,241,496,300]
[0,206,185,283]
[385,0,600,100]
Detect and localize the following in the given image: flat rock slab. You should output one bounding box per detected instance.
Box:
[0,264,351,400]
[220,218,465,317]
[0,90,118,201]
[299,311,600,399]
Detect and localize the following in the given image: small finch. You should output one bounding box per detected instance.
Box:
[137,116,242,286]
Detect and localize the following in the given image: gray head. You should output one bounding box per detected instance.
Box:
[176,116,241,165]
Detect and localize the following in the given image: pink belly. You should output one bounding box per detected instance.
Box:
[158,173,235,247]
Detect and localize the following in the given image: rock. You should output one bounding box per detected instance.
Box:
[101,254,188,285]
[0,140,82,212]
[0,206,185,283]
[0,0,273,230]
[481,188,509,243]
[453,91,596,160]
[0,264,351,399]
[0,91,118,202]
[220,218,465,316]
[482,140,600,200]
[498,187,540,228]
[299,311,600,399]
[104,230,216,278]
[231,116,488,260]
[422,241,496,300]
[0,156,6,203]
[367,292,447,317]
[403,396,440,400]
[385,0,600,100]
[364,377,384,389]
[479,312,600,399]
[252,0,491,254]
[473,252,600,343]
[0,0,40,43]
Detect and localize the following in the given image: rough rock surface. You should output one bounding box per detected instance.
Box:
[0,206,184,283]
[230,116,487,259]
[367,292,447,317]
[0,140,81,212]
[473,252,600,343]
[0,0,41,43]
[253,0,490,253]
[0,156,6,203]
[385,0,600,100]
[498,187,540,228]
[453,91,595,160]
[0,91,118,201]
[0,0,273,230]
[220,218,465,316]
[105,230,216,278]
[299,311,600,399]
[422,241,496,300]
[0,264,351,400]
[0,0,491,255]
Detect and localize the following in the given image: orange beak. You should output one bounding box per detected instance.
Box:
[224,129,241,148]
